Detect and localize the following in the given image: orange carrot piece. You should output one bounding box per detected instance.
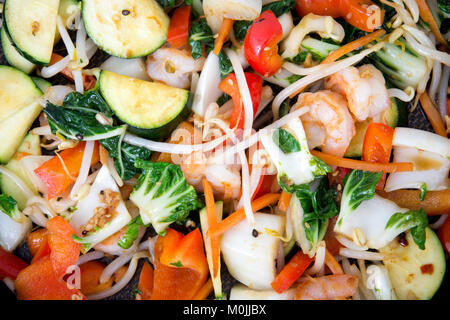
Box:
[192,278,214,300]
[416,0,448,47]
[271,251,314,293]
[79,261,114,296]
[278,191,292,212]
[201,178,220,277]
[289,29,386,98]
[138,261,154,300]
[419,92,447,137]
[325,249,344,275]
[27,228,48,257]
[208,193,281,238]
[213,18,234,55]
[310,150,414,173]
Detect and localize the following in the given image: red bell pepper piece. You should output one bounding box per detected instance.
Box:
[244,10,283,77]
[271,250,314,293]
[296,0,384,32]
[167,6,191,48]
[362,122,394,190]
[219,72,263,130]
[151,228,209,300]
[15,216,85,300]
[34,141,99,199]
[437,215,450,254]
[0,247,28,281]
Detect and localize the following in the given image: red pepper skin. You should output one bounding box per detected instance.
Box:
[244,10,283,77]
[219,73,263,130]
[167,6,191,48]
[437,216,450,254]
[0,247,28,280]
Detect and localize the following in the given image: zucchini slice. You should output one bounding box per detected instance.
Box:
[3,0,59,65]
[379,228,446,300]
[0,65,42,123]
[31,77,52,93]
[82,0,169,58]
[1,26,35,74]
[99,70,192,139]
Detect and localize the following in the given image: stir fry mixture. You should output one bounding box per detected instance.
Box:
[0,0,449,301]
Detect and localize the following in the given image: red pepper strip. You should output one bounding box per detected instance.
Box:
[0,247,28,281]
[437,215,450,254]
[151,228,209,300]
[34,141,99,199]
[362,122,394,190]
[14,216,85,300]
[244,10,283,77]
[167,6,191,48]
[296,0,385,32]
[137,261,154,300]
[271,251,314,293]
[219,72,263,130]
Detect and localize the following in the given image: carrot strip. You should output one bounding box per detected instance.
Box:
[310,150,414,173]
[325,248,344,275]
[208,193,281,238]
[289,29,386,98]
[419,92,447,137]
[201,178,220,277]
[213,18,234,55]
[278,191,292,212]
[192,278,214,300]
[416,0,448,47]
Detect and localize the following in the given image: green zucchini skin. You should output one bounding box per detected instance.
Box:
[1,26,36,74]
[126,93,193,140]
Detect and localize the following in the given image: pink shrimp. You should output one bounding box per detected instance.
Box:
[295,274,359,300]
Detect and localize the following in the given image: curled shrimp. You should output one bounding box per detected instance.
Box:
[325,64,391,121]
[146,47,205,89]
[295,274,359,300]
[294,90,355,157]
[180,151,241,200]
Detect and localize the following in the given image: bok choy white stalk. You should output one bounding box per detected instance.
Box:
[0,194,32,252]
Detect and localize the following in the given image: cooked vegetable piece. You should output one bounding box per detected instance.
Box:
[130,160,201,234]
[271,250,313,293]
[0,247,28,280]
[79,261,114,296]
[230,283,296,300]
[98,70,192,140]
[137,261,154,300]
[3,0,59,65]
[167,5,192,49]
[0,194,32,252]
[82,0,170,58]
[0,27,35,74]
[379,228,446,300]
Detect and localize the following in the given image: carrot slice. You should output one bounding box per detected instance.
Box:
[201,178,220,277]
[192,278,214,300]
[419,92,447,137]
[213,18,234,55]
[208,193,281,238]
[137,261,154,300]
[416,0,448,47]
[289,29,386,98]
[310,150,414,173]
[271,251,314,293]
[79,261,114,296]
[277,191,292,212]
[324,248,344,275]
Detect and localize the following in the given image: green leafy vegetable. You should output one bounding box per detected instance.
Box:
[419,183,427,201]
[272,128,301,154]
[117,216,149,249]
[216,93,231,107]
[0,194,19,219]
[155,0,175,7]
[188,18,214,59]
[310,156,332,177]
[385,208,428,250]
[44,91,151,180]
[170,261,184,267]
[295,178,338,246]
[278,98,292,118]
[129,160,202,234]
[72,234,92,251]
[218,50,234,79]
[341,169,382,211]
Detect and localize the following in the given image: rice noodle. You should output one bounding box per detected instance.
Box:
[225,48,254,138]
[438,66,450,121]
[388,86,415,102]
[0,166,35,199]
[76,251,105,265]
[339,248,385,261]
[272,42,385,114]
[70,141,95,199]
[308,241,326,275]
[99,251,136,284]
[430,214,449,230]
[57,16,75,60]
[87,251,149,300]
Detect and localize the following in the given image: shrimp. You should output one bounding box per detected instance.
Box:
[180,151,241,200]
[146,47,205,89]
[325,64,391,121]
[295,90,356,157]
[295,274,359,300]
